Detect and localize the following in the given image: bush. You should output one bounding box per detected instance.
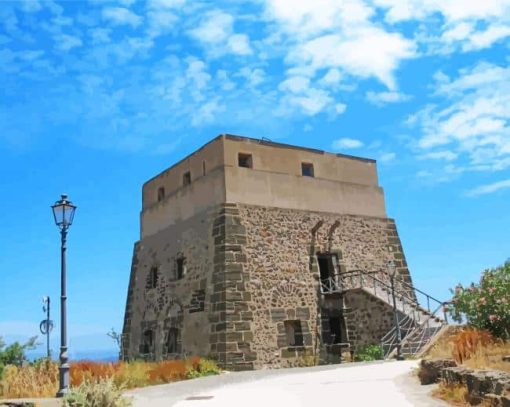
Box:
[0,336,38,378]
[63,378,132,407]
[448,260,510,339]
[354,344,384,361]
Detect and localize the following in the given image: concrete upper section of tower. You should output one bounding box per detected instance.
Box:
[140,134,387,238]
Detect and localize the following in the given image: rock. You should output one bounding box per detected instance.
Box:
[419,358,457,384]
[503,356,510,362]
[442,366,473,386]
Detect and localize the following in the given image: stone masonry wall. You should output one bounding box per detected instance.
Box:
[123,202,413,369]
[122,208,215,360]
[236,204,412,368]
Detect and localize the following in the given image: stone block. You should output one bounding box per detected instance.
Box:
[282,348,296,358]
[271,308,286,321]
[418,359,457,385]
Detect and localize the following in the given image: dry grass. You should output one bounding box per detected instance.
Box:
[432,383,470,406]
[0,359,58,398]
[0,357,220,399]
[451,330,494,364]
[462,341,510,373]
[425,328,510,373]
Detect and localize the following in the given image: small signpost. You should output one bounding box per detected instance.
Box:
[40,296,53,359]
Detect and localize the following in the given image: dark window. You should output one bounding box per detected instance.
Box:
[301,162,314,177]
[183,171,191,186]
[157,187,165,202]
[202,160,206,176]
[317,253,336,281]
[166,328,180,354]
[284,320,303,347]
[147,266,158,289]
[141,329,154,354]
[238,153,253,168]
[176,256,186,280]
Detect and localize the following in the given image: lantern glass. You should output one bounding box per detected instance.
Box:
[52,194,76,228]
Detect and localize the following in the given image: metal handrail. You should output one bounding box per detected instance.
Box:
[337,269,446,318]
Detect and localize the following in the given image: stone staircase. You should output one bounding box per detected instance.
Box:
[320,269,449,359]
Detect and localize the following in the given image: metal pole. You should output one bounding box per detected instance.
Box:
[390,272,404,360]
[57,227,69,397]
[47,297,51,359]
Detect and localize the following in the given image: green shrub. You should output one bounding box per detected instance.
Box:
[63,378,132,407]
[354,344,384,361]
[448,260,510,339]
[185,359,221,379]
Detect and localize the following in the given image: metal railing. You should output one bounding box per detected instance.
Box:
[320,269,450,358]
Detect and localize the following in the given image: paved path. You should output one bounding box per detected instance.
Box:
[127,360,448,407]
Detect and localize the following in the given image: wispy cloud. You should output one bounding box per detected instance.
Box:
[409,61,510,174]
[332,138,364,149]
[102,7,142,28]
[466,179,510,197]
[366,90,411,106]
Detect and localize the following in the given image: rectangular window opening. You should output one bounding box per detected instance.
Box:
[157,187,165,202]
[317,253,336,281]
[301,162,314,177]
[141,329,154,354]
[176,257,186,280]
[183,171,191,186]
[284,320,303,347]
[202,160,206,176]
[166,328,180,354]
[238,153,253,168]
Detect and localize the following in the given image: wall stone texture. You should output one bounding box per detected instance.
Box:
[122,202,414,369]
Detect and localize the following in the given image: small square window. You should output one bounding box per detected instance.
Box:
[157,187,165,202]
[238,153,253,168]
[284,320,303,347]
[301,163,314,177]
[183,171,191,186]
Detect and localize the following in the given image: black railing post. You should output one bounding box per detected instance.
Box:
[389,266,404,361]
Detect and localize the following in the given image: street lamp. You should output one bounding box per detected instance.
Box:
[51,194,77,397]
[388,260,404,361]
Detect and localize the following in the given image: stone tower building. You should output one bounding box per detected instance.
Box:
[122,134,440,370]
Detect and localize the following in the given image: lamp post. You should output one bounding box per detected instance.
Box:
[388,260,404,361]
[51,194,77,397]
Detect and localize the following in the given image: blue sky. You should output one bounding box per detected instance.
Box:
[0,0,509,358]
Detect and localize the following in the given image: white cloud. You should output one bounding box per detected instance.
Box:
[148,0,186,8]
[332,137,364,149]
[264,0,416,90]
[147,10,177,38]
[54,34,82,51]
[466,179,510,197]
[102,7,142,28]
[418,151,458,161]
[89,28,111,44]
[189,10,252,56]
[463,25,510,51]
[189,10,232,43]
[227,34,252,55]
[288,29,415,90]
[378,152,396,163]
[366,90,411,106]
[411,62,510,174]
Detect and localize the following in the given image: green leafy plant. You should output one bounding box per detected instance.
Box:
[63,378,132,407]
[185,359,221,379]
[448,260,510,339]
[354,344,384,361]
